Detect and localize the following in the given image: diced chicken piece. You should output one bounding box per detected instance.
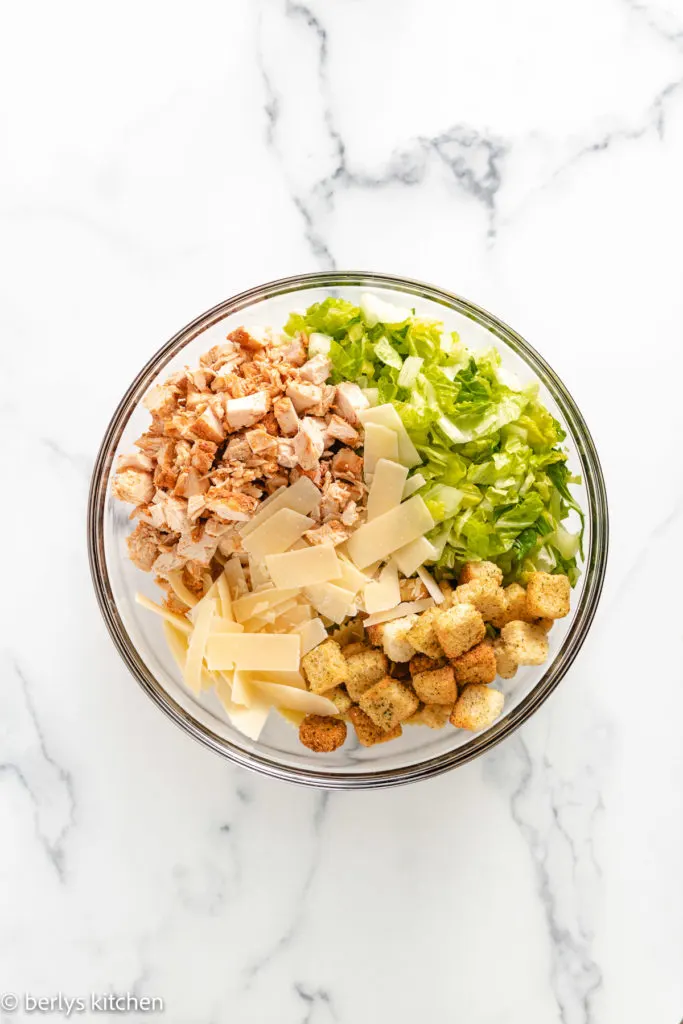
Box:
[190,440,217,475]
[151,491,191,534]
[273,396,300,436]
[334,381,369,426]
[116,452,154,473]
[304,520,348,547]
[282,335,307,366]
[174,467,209,499]
[299,354,332,385]
[176,524,220,566]
[325,414,360,448]
[204,488,259,522]
[331,447,363,481]
[228,326,268,352]
[319,479,354,519]
[112,468,155,506]
[294,417,325,470]
[200,342,238,369]
[314,385,337,417]
[225,391,270,431]
[287,380,323,415]
[126,522,162,572]
[143,383,180,419]
[187,495,206,520]
[340,501,358,527]
[152,546,186,575]
[134,433,166,458]
[187,404,225,444]
[245,427,278,457]
[276,437,298,469]
[223,437,251,463]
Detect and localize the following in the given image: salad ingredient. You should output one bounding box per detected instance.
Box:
[393,536,438,576]
[451,642,498,685]
[299,715,348,753]
[362,423,399,476]
[264,543,341,588]
[347,706,403,747]
[366,459,408,520]
[346,495,434,569]
[344,649,389,701]
[358,678,420,733]
[205,633,300,672]
[450,685,505,731]
[434,603,486,660]
[241,508,314,558]
[300,639,348,694]
[499,621,549,666]
[363,561,400,614]
[411,665,457,705]
[525,572,571,619]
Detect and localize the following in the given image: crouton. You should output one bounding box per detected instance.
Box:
[438,579,455,606]
[406,607,443,659]
[526,572,571,620]
[406,703,454,729]
[411,665,457,705]
[301,639,347,694]
[492,583,532,627]
[326,686,354,716]
[348,707,402,747]
[534,618,554,633]
[380,615,419,662]
[492,638,518,679]
[299,715,347,752]
[458,560,503,587]
[358,677,420,732]
[409,653,447,677]
[450,685,505,731]
[451,641,497,685]
[365,624,385,648]
[345,649,389,700]
[434,603,486,660]
[500,621,549,666]
[453,580,506,623]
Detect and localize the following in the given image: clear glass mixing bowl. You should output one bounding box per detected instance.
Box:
[88,272,608,788]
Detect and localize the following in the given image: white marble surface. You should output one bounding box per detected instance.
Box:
[1,1,683,1021]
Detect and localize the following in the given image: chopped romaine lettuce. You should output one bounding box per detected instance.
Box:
[288,295,584,584]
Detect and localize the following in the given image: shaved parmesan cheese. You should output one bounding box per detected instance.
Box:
[274,604,313,627]
[248,680,338,716]
[359,404,421,467]
[333,557,368,595]
[265,544,340,589]
[224,556,249,599]
[417,565,445,604]
[402,473,426,499]
[278,708,306,728]
[303,582,356,624]
[205,633,300,671]
[162,620,188,669]
[211,617,245,633]
[166,570,199,608]
[249,555,271,590]
[216,573,233,620]
[294,617,328,655]
[393,535,438,576]
[239,477,320,537]
[363,423,399,480]
[215,677,270,740]
[242,508,315,559]
[363,561,400,614]
[135,593,192,635]
[232,588,299,623]
[363,597,435,627]
[231,669,256,707]
[242,670,307,689]
[184,597,216,694]
[346,495,434,569]
[367,459,408,520]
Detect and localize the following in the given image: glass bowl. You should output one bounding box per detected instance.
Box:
[88,272,608,789]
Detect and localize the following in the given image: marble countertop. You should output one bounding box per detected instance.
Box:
[2,1,683,1021]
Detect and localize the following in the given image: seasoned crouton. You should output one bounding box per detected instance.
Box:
[492,638,518,680]
[451,685,504,731]
[348,707,402,747]
[458,560,503,587]
[299,715,347,752]
[301,639,347,694]
[406,703,454,729]
[534,618,554,633]
[409,652,446,676]
[345,649,388,700]
[452,641,497,685]
[500,621,549,666]
[359,677,420,732]
[492,583,532,627]
[453,580,506,623]
[526,572,571,619]
[381,615,419,662]
[326,686,354,716]
[342,641,369,658]
[438,579,455,605]
[365,623,385,648]
[411,665,457,705]
[406,607,443,659]
[434,603,486,660]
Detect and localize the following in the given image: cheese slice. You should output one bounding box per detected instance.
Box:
[363,423,399,480]
[239,477,320,537]
[359,404,421,467]
[232,588,299,623]
[183,596,216,694]
[265,544,340,589]
[346,495,434,569]
[249,555,271,590]
[211,617,245,633]
[215,677,270,740]
[333,556,368,595]
[367,459,408,520]
[303,582,356,624]
[363,561,401,614]
[242,669,307,689]
[242,508,315,560]
[231,669,256,707]
[216,573,234,620]
[278,708,306,728]
[248,679,338,716]
[417,565,445,604]
[135,593,192,635]
[274,604,313,628]
[393,535,439,576]
[162,620,189,669]
[294,617,328,655]
[205,633,300,671]
[166,570,199,608]
[224,555,249,599]
[402,472,426,499]
[363,597,435,627]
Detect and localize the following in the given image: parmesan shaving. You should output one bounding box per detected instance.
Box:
[363,597,435,627]
[183,596,216,694]
[293,617,328,655]
[239,477,320,537]
[303,582,356,624]
[135,593,192,635]
[366,459,408,520]
[242,508,315,559]
[166,570,199,608]
[393,535,438,576]
[224,556,249,599]
[248,679,338,716]
[265,544,341,589]
[346,495,435,569]
[205,633,300,671]
[417,565,445,604]
[216,573,234,620]
[333,556,368,595]
[162,620,188,669]
[363,423,399,480]
[211,617,245,633]
[363,561,401,614]
[232,588,299,623]
[402,473,426,499]
[359,404,421,467]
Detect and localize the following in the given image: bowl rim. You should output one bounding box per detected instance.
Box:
[87,270,609,789]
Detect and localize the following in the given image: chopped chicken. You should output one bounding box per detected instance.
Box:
[190,440,217,475]
[319,479,356,520]
[299,354,331,385]
[151,491,191,534]
[286,380,323,415]
[312,384,337,417]
[335,381,369,425]
[293,417,325,471]
[143,383,180,420]
[174,467,209,498]
[325,414,360,448]
[340,501,359,527]
[331,447,363,481]
[176,524,219,566]
[117,452,154,473]
[273,396,299,436]
[223,436,251,462]
[112,468,155,506]
[126,522,162,571]
[187,495,206,520]
[228,326,269,352]
[282,335,307,366]
[304,520,348,547]
[204,488,259,521]
[187,404,226,444]
[276,437,298,468]
[225,391,270,431]
[152,546,186,575]
[245,427,278,457]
